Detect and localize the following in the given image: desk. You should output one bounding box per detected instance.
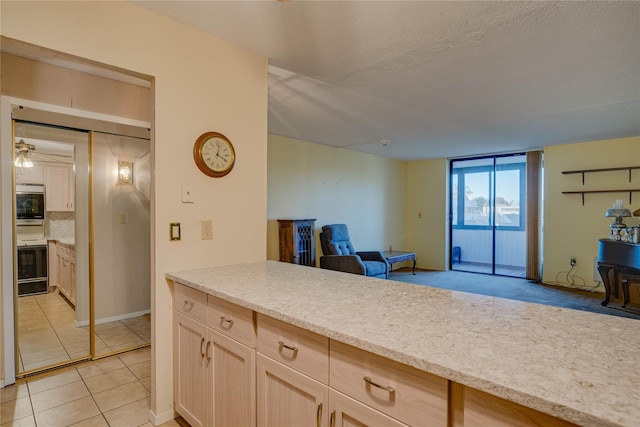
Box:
[382,250,416,275]
[597,239,640,307]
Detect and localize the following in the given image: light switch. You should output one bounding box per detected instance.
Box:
[170,222,181,241]
[119,213,127,224]
[181,183,194,203]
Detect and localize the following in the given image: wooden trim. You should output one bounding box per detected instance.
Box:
[525,151,541,281]
[448,381,465,427]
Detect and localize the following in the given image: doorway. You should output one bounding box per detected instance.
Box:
[450,154,527,277]
[3,100,151,380]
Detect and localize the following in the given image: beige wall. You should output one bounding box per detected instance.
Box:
[267,134,406,263]
[543,136,640,288]
[406,159,449,270]
[1,1,267,423]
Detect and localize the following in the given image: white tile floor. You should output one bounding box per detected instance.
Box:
[1,347,185,427]
[17,292,150,373]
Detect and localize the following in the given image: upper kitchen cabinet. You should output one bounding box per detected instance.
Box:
[44,164,75,211]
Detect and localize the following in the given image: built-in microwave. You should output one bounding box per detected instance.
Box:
[16,184,45,225]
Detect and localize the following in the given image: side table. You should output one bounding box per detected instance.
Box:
[382,250,417,275]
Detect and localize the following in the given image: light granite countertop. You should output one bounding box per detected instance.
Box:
[166,261,640,427]
[48,237,75,247]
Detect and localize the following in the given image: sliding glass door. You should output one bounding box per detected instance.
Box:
[450,154,526,277]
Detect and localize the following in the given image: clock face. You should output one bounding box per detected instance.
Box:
[194,132,235,177]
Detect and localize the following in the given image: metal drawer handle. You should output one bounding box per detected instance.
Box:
[220,316,234,327]
[184,300,194,311]
[200,337,205,358]
[278,340,299,357]
[363,376,396,394]
[316,403,322,427]
[205,340,211,362]
[329,410,336,427]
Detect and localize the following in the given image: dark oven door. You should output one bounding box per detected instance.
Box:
[17,245,48,281]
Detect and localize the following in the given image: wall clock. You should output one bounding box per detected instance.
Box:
[193,131,236,177]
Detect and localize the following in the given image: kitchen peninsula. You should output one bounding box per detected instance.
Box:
[166,261,639,427]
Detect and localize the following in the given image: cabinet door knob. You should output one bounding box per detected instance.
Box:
[278,340,299,358]
[363,376,396,396]
[183,300,194,311]
[220,316,234,328]
[329,410,336,427]
[200,337,205,358]
[205,340,211,363]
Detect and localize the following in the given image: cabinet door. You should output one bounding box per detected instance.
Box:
[208,329,256,427]
[48,242,57,290]
[329,389,408,427]
[70,260,76,305]
[174,312,208,427]
[44,164,72,211]
[257,353,328,427]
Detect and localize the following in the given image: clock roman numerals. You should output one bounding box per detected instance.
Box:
[194,131,236,177]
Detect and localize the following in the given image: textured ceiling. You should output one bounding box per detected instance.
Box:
[136,1,640,160]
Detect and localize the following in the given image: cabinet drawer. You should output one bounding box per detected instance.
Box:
[174,283,207,323]
[330,340,448,427]
[257,314,328,384]
[207,295,255,347]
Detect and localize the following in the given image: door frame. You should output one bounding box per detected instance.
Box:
[1,95,150,385]
[448,153,527,277]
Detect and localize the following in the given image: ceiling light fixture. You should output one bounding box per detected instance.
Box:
[14,140,35,168]
[380,139,391,146]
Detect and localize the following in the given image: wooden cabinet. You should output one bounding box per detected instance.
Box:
[48,241,57,292]
[450,383,578,427]
[257,353,328,427]
[56,243,76,306]
[43,164,74,211]
[172,283,256,427]
[172,281,580,427]
[277,219,316,267]
[330,340,448,427]
[329,389,409,427]
[173,312,207,427]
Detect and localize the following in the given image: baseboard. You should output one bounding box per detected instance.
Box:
[74,309,151,327]
[148,408,177,426]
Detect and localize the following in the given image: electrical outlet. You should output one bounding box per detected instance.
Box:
[570,256,577,266]
[201,220,213,240]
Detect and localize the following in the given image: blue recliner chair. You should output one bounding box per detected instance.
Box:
[319,224,389,279]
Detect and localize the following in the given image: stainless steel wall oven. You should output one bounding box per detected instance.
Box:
[17,243,48,296]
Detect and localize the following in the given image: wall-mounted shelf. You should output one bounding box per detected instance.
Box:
[562,166,640,185]
[562,189,640,205]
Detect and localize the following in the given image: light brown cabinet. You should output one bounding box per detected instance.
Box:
[329,389,409,427]
[55,243,76,306]
[277,219,316,267]
[43,164,74,211]
[172,282,581,427]
[257,353,328,426]
[172,283,256,427]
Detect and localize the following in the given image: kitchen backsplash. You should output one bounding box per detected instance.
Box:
[46,212,75,239]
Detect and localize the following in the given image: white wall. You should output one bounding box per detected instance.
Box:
[1,2,267,422]
[406,159,449,270]
[267,134,406,263]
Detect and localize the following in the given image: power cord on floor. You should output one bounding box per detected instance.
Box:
[549,265,603,292]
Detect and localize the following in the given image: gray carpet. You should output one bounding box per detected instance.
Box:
[389,268,640,320]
